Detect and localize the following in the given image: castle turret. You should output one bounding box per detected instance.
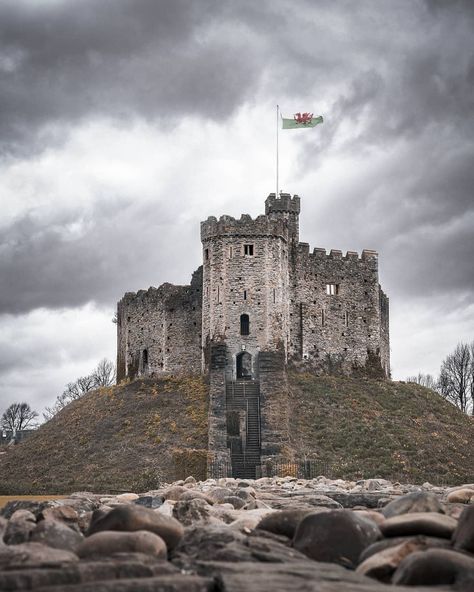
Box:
[265,193,300,243]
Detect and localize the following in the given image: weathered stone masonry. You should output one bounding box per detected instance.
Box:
[117,193,390,470]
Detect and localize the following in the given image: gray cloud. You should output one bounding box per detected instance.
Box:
[0,0,473,403]
[0,0,262,156]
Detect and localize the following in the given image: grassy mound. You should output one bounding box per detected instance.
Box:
[1,373,472,493]
[287,373,474,484]
[0,377,208,495]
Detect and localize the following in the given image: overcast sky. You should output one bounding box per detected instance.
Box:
[1,0,473,416]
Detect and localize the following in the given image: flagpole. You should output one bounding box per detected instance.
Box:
[276,104,279,198]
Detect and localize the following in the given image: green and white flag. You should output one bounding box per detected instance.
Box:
[282,113,323,129]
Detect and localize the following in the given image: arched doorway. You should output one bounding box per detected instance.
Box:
[236,351,252,380]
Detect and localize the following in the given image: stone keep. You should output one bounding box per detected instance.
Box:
[116,193,390,381]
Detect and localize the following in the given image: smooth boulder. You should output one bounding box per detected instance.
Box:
[257,509,315,539]
[30,519,84,552]
[381,491,444,518]
[392,548,474,587]
[452,504,474,553]
[293,509,380,568]
[87,504,184,550]
[77,530,167,559]
[380,512,457,538]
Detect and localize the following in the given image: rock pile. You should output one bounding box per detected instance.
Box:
[0,476,473,590]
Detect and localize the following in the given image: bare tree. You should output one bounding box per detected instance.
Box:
[438,342,473,414]
[406,372,438,391]
[92,358,116,387]
[43,359,116,421]
[1,403,38,435]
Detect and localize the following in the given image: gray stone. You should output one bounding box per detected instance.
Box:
[172,499,213,526]
[293,509,381,568]
[134,496,164,509]
[0,558,178,590]
[0,542,78,567]
[381,491,444,518]
[222,496,246,509]
[356,539,435,582]
[87,505,184,550]
[30,519,84,552]
[392,548,474,588]
[359,534,451,563]
[77,530,167,559]
[4,509,36,545]
[257,509,315,539]
[380,511,457,538]
[452,504,474,553]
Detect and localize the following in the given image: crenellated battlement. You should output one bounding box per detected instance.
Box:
[265,192,301,215]
[297,243,378,261]
[201,212,289,241]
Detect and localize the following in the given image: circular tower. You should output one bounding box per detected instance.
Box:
[200,193,300,379]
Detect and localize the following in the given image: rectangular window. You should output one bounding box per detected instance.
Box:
[273,288,276,304]
[217,285,220,303]
[321,309,325,326]
[326,283,339,295]
[244,244,254,256]
[229,246,233,259]
[344,311,349,326]
[243,290,247,300]
[204,248,209,261]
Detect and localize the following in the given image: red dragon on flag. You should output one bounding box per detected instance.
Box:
[294,112,313,124]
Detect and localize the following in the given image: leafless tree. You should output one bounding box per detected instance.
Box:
[92,358,116,387]
[43,359,116,421]
[1,403,38,435]
[406,372,438,391]
[438,342,473,414]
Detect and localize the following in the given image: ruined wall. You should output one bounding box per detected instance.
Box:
[201,210,292,378]
[288,246,389,375]
[116,268,202,381]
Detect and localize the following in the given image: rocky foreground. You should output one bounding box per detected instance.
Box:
[0,477,473,591]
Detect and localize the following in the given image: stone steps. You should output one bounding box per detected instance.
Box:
[226,379,261,479]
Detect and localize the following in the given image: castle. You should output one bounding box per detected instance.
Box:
[117,193,390,476]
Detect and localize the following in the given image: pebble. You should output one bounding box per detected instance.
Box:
[77,530,167,559]
[452,504,474,553]
[87,504,184,550]
[293,509,381,568]
[3,510,36,545]
[30,519,84,552]
[257,509,315,539]
[380,511,458,538]
[447,487,474,504]
[381,491,444,518]
[392,548,474,587]
[1,475,473,591]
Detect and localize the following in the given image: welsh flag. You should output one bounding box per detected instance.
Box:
[282,112,323,129]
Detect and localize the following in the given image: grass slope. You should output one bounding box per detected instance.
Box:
[287,373,474,484]
[1,374,472,493]
[0,377,208,495]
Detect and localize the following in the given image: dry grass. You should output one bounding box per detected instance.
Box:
[0,377,208,495]
[287,373,474,484]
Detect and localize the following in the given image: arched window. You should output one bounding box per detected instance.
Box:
[240,314,249,335]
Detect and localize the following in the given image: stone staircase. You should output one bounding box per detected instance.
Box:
[226,380,261,479]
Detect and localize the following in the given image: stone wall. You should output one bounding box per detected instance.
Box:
[116,268,202,381]
[288,245,389,375]
[258,349,290,459]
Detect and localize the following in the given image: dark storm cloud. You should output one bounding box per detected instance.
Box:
[0,0,261,155]
[0,196,201,314]
[1,0,473,313]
